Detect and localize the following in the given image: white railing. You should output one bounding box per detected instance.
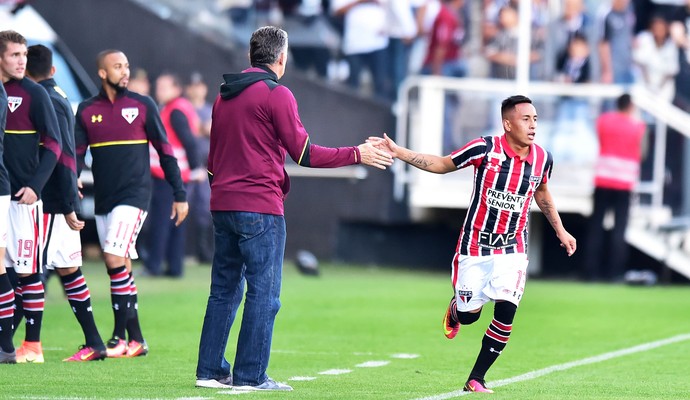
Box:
[393,76,690,217]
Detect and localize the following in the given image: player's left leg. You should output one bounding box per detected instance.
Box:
[464,301,517,393]
[463,253,528,393]
[96,206,147,358]
[0,196,15,363]
[57,267,107,361]
[125,264,148,357]
[7,201,45,363]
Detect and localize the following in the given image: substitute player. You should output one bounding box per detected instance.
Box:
[0,68,15,364]
[75,49,188,358]
[26,44,107,362]
[370,95,576,393]
[1,30,62,364]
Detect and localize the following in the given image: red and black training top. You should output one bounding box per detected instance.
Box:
[3,77,62,201]
[75,88,185,215]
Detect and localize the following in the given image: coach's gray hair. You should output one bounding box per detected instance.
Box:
[249,26,288,67]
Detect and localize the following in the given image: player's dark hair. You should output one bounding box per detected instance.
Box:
[27,44,53,79]
[249,26,288,67]
[616,93,633,111]
[96,49,124,69]
[0,30,27,55]
[501,95,532,119]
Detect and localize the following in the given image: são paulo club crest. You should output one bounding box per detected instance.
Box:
[457,286,473,304]
[7,96,22,113]
[121,107,139,124]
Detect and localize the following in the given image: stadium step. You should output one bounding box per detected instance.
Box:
[626,209,690,282]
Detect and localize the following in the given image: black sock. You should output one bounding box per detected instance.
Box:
[60,269,104,349]
[125,273,144,343]
[0,273,15,352]
[468,301,517,382]
[108,266,130,339]
[18,274,44,343]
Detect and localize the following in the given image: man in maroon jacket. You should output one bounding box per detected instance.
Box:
[195,26,393,391]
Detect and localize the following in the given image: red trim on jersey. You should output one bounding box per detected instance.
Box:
[451,253,460,288]
[31,205,40,274]
[42,213,50,244]
[123,209,145,258]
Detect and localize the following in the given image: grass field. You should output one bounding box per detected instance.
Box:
[1,260,689,399]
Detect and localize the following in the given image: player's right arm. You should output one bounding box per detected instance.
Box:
[371,133,455,174]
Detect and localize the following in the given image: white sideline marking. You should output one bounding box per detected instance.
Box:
[391,353,420,359]
[318,369,352,375]
[272,349,340,355]
[413,333,690,400]
[217,390,250,396]
[289,376,317,381]
[356,360,390,368]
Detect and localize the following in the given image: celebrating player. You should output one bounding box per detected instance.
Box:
[370,95,576,393]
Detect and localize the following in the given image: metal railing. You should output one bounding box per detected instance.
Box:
[393,76,690,217]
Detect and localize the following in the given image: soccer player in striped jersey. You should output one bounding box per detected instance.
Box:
[26,44,107,362]
[75,50,188,358]
[371,95,576,393]
[1,30,63,364]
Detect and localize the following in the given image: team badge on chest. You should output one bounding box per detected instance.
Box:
[7,96,22,113]
[121,107,139,124]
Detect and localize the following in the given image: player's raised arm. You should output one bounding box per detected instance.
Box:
[369,133,455,174]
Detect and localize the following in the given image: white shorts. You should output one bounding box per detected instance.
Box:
[451,253,528,311]
[43,213,83,270]
[0,195,9,248]
[95,205,147,259]
[5,200,43,274]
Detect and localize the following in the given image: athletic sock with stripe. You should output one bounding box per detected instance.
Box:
[468,301,517,382]
[18,274,44,343]
[108,265,131,339]
[125,273,144,343]
[60,269,104,348]
[0,273,15,353]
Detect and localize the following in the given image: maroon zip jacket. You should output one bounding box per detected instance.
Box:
[208,66,361,215]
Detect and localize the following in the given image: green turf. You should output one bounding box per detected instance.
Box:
[1,261,689,399]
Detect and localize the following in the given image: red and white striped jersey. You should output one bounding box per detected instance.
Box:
[451,135,553,256]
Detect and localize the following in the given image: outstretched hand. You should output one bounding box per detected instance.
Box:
[367,133,398,158]
[357,140,394,170]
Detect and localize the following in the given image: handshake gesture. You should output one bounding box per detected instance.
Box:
[357,133,400,170]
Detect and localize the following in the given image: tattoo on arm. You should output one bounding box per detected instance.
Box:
[408,153,433,170]
[537,195,562,230]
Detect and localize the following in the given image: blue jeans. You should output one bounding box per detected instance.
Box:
[196,211,286,385]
